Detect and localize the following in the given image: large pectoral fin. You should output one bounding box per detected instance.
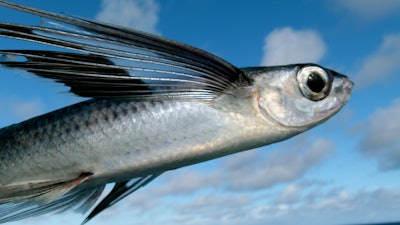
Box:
[0,1,251,101]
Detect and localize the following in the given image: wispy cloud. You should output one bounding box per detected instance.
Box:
[93,182,400,225]
[9,99,44,119]
[0,97,44,125]
[357,98,400,170]
[216,137,334,191]
[354,33,400,88]
[275,185,302,204]
[96,0,160,34]
[261,27,326,66]
[338,0,400,20]
[194,186,400,225]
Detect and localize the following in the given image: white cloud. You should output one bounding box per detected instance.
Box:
[153,169,216,195]
[354,33,400,88]
[338,0,400,19]
[218,137,334,191]
[91,182,400,225]
[96,0,160,34]
[358,98,400,170]
[176,186,400,225]
[261,27,326,66]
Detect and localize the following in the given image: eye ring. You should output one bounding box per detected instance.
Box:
[297,66,332,101]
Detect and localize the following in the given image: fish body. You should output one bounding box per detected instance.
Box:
[1,97,274,187]
[0,1,353,224]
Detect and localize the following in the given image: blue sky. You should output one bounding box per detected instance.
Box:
[0,0,400,225]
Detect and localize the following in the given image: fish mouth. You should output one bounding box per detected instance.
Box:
[334,76,354,105]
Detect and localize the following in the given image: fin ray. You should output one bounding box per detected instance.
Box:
[82,173,162,224]
[0,173,104,224]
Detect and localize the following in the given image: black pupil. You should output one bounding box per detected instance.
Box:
[307,72,326,93]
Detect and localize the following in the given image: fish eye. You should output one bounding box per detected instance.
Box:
[297,66,331,101]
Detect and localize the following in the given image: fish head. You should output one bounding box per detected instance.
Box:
[243,64,353,129]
